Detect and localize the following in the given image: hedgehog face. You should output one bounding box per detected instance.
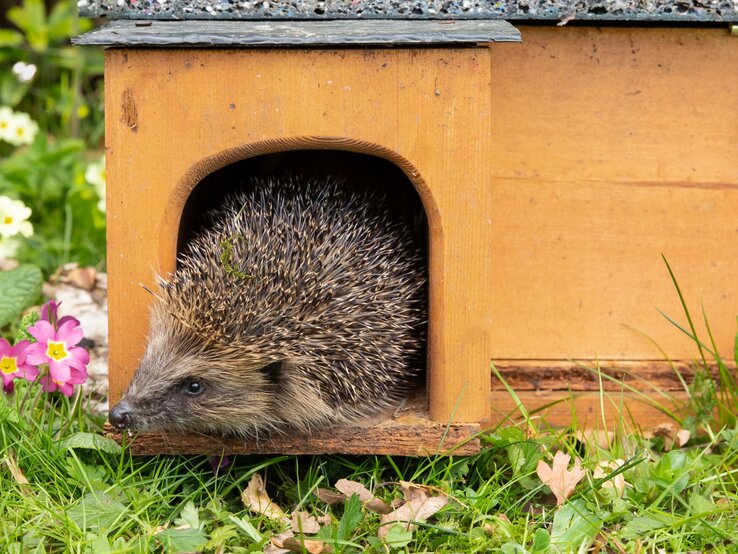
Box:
[108,307,280,437]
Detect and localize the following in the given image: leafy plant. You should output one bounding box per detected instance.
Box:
[0,264,42,327]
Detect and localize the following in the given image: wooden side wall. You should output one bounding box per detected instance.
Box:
[487,26,738,393]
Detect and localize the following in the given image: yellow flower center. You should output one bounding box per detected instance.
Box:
[46,341,69,361]
[0,121,7,129]
[0,356,18,375]
[3,216,12,225]
[16,128,24,136]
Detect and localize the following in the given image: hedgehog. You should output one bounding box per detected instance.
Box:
[108,175,427,438]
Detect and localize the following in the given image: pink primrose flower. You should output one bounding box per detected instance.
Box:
[41,300,79,328]
[25,318,89,392]
[0,338,38,390]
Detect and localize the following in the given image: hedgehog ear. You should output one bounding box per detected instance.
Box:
[259,360,284,386]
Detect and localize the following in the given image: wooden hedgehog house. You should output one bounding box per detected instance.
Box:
[76,1,738,456]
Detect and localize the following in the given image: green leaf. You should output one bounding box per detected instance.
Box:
[60,432,123,455]
[0,265,43,327]
[0,29,24,47]
[67,493,127,530]
[621,512,677,539]
[337,493,363,541]
[66,457,109,492]
[500,543,527,554]
[384,524,413,549]
[0,73,31,108]
[157,527,208,553]
[228,515,262,543]
[550,499,602,553]
[530,528,551,553]
[15,309,39,342]
[174,501,201,530]
[47,0,75,41]
[7,0,48,52]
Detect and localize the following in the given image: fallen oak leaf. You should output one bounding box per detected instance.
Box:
[335,479,373,502]
[282,536,331,554]
[316,480,391,514]
[268,530,294,551]
[397,480,467,509]
[378,485,449,541]
[241,473,289,523]
[536,450,586,506]
[315,488,345,505]
[291,511,320,534]
[592,459,628,497]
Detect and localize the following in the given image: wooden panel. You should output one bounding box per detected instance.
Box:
[106,392,481,456]
[105,48,492,425]
[493,360,735,391]
[487,26,738,361]
[490,390,691,431]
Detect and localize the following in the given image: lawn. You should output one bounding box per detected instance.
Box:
[1,1,737,552]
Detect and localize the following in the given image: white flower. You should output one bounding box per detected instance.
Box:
[0,107,14,143]
[85,156,106,212]
[6,111,38,146]
[11,62,37,83]
[0,196,33,238]
[0,237,21,259]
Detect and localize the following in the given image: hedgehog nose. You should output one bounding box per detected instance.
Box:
[109,401,133,430]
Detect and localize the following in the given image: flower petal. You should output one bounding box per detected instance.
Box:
[41,301,59,323]
[57,319,84,347]
[59,382,75,397]
[24,343,49,365]
[27,320,56,342]
[40,375,57,393]
[49,359,71,383]
[58,315,80,327]
[18,363,38,381]
[69,346,90,365]
[0,338,11,356]
[11,340,29,360]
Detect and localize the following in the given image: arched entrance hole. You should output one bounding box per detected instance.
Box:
[176,149,431,406]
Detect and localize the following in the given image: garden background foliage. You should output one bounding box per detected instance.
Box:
[1,0,104,332]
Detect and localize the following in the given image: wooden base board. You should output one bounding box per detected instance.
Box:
[492,360,733,392]
[106,392,481,456]
[106,383,694,456]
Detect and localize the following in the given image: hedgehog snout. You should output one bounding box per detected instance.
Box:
[109,400,133,430]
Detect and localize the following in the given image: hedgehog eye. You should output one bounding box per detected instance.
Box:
[183,380,205,396]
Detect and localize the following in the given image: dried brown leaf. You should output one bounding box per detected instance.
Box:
[291,511,320,534]
[282,536,330,554]
[335,479,373,502]
[536,451,586,506]
[366,498,392,515]
[315,488,345,505]
[676,429,691,447]
[3,453,29,486]
[316,481,391,514]
[270,530,294,548]
[378,485,449,541]
[592,459,628,497]
[67,267,97,291]
[316,514,332,526]
[263,545,291,554]
[241,473,289,523]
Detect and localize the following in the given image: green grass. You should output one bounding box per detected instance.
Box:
[1,359,737,553]
[2,260,737,552]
